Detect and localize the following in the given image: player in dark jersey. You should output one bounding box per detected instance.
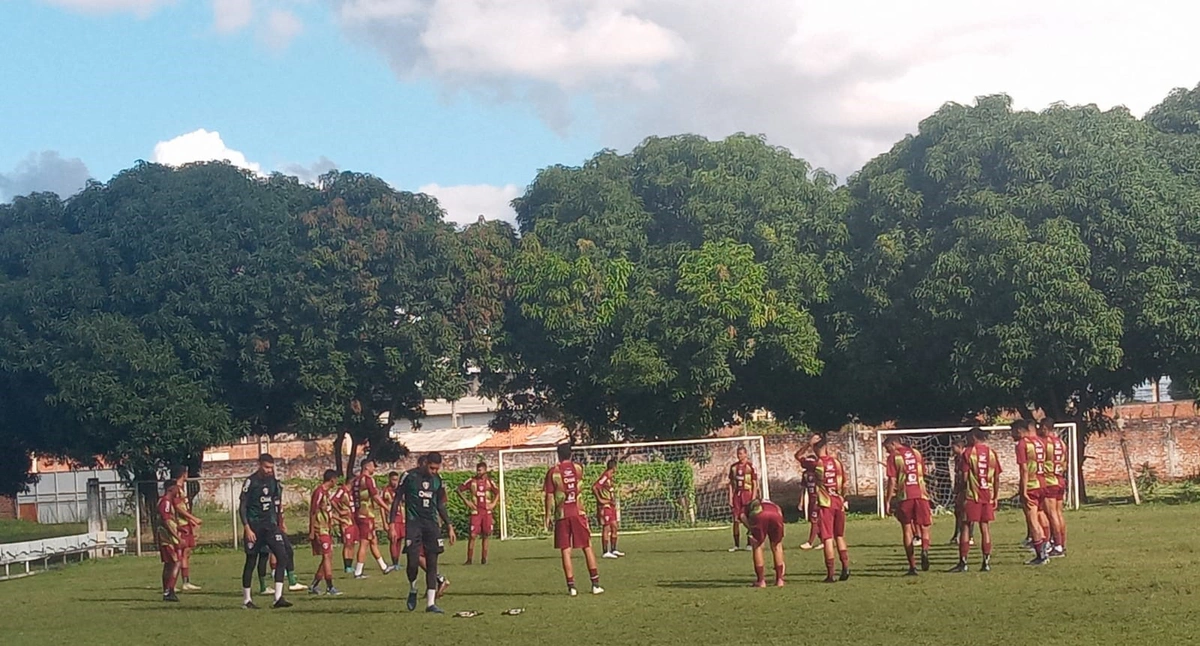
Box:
[544,443,603,596]
[351,458,391,578]
[389,452,457,614]
[238,453,292,609]
[457,461,499,565]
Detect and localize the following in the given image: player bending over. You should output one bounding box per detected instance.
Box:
[239,453,293,609]
[458,461,499,565]
[1038,419,1068,557]
[593,458,624,558]
[390,451,457,614]
[308,469,342,596]
[331,476,358,574]
[883,437,932,575]
[728,447,758,552]
[809,435,850,582]
[1013,420,1050,565]
[951,427,1000,572]
[351,459,392,578]
[544,443,604,596]
[382,471,405,571]
[794,450,820,550]
[741,499,786,587]
[155,468,185,602]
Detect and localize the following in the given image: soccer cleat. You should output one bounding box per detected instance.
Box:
[799,542,814,551]
[774,578,785,587]
[591,585,604,595]
[272,598,293,609]
[354,574,369,580]
[904,568,918,577]
[1051,546,1066,558]
[437,576,450,599]
[612,551,625,557]
[289,583,307,591]
[426,605,445,614]
[822,576,837,583]
[568,587,578,597]
[912,537,922,547]
[407,591,418,611]
[602,552,618,559]
[326,587,343,596]
[453,611,480,618]
[1025,556,1048,566]
[181,582,201,591]
[743,545,753,551]
[502,608,524,616]
[751,580,767,588]
[969,538,976,546]
[163,592,180,602]
[948,562,968,573]
[981,557,992,572]
[243,601,258,610]
[728,546,740,552]
[480,559,488,565]
[309,585,321,595]
[463,559,473,566]
[920,551,930,572]
[381,567,392,576]
[839,569,851,582]
[344,566,354,574]
[947,535,959,545]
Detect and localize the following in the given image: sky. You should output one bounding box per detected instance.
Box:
[3,0,1200,225]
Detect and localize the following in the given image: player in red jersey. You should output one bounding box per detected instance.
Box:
[351,459,392,578]
[951,427,1001,572]
[883,436,932,575]
[728,447,758,552]
[1038,419,1068,557]
[741,499,786,587]
[593,458,623,558]
[458,461,499,565]
[169,469,203,592]
[947,439,974,547]
[156,467,184,602]
[382,471,405,571]
[330,476,358,573]
[1014,420,1050,565]
[809,435,849,582]
[308,469,342,595]
[793,450,820,550]
[544,443,603,596]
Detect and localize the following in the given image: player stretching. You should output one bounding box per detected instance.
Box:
[794,451,820,549]
[308,469,342,596]
[458,461,499,565]
[351,459,392,578]
[883,437,931,575]
[1039,419,1068,557]
[728,447,758,552]
[951,427,1000,572]
[1014,420,1050,565]
[382,471,405,571]
[810,435,849,582]
[593,459,623,558]
[155,469,184,602]
[389,452,457,614]
[331,476,358,574]
[741,499,786,587]
[239,453,292,609]
[544,443,604,596]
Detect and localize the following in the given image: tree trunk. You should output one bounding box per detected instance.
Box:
[184,451,202,506]
[333,429,346,477]
[346,436,360,478]
[132,466,159,550]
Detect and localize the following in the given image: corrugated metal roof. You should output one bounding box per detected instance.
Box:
[390,425,494,453]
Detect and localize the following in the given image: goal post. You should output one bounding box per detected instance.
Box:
[497,436,770,540]
[874,423,1080,518]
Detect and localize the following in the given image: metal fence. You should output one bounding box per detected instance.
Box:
[17,469,130,524]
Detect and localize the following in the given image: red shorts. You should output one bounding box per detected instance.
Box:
[1023,489,1045,510]
[895,498,932,527]
[816,504,845,541]
[389,522,405,540]
[178,527,196,549]
[598,504,617,528]
[470,513,494,537]
[965,499,995,523]
[312,534,332,556]
[340,524,359,545]
[749,511,785,548]
[1043,485,1065,501]
[553,515,591,550]
[731,491,753,517]
[159,545,178,563]
[356,516,376,538]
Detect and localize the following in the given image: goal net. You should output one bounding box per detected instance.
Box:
[497,436,770,540]
[874,423,1080,518]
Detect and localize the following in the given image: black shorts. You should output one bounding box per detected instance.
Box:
[245,527,286,558]
[404,519,443,555]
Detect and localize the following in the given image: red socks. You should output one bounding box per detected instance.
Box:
[838,550,849,569]
[982,541,992,556]
[754,565,765,582]
[773,564,784,581]
[825,558,835,579]
[588,568,600,585]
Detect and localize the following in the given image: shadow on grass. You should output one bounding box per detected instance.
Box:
[656,579,769,589]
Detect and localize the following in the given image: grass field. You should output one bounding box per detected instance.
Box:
[3,504,1199,646]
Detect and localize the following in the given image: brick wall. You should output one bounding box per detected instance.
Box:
[0,495,16,520]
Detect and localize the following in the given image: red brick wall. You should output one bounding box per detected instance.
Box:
[0,495,16,520]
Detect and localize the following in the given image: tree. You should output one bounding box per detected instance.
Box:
[506,134,847,440]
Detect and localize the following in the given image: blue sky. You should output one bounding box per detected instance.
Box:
[3,0,1199,223]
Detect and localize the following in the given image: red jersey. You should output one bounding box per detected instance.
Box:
[729,460,757,494]
[747,500,782,524]
[330,484,354,526]
[457,476,497,515]
[382,484,402,526]
[1045,435,1068,487]
[593,469,616,506]
[813,455,844,508]
[351,473,380,519]
[1016,436,1046,490]
[961,443,1001,502]
[156,493,179,546]
[310,485,334,535]
[886,446,929,501]
[544,461,584,519]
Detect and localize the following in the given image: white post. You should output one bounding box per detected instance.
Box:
[875,431,885,518]
[135,487,142,557]
[756,436,770,502]
[230,476,239,549]
[497,451,508,541]
[1069,423,1081,511]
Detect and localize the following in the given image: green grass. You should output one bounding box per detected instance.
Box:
[0,519,90,543]
[3,505,1199,645]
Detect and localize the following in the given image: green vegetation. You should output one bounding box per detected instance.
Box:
[2,505,1198,645]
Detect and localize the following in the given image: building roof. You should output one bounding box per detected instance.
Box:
[391,425,496,453]
[421,396,496,418]
[477,424,567,449]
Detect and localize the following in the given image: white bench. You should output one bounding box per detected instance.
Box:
[0,530,129,580]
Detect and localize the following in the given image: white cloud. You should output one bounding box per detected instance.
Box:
[261,9,303,51]
[213,0,254,33]
[152,129,262,174]
[281,156,338,184]
[332,0,1200,177]
[0,151,91,201]
[418,182,520,225]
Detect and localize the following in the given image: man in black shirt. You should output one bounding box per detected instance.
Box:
[238,453,292,609]
[389,452,456,614]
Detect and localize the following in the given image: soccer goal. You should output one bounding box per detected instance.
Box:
[873,423,1080,518]
[497,436,770,540]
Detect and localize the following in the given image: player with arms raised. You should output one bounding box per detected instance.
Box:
[883,436,932,575]
[389,452,457,614]
[728,446,758,552]
[740,499,786,587]
[544,443,604,596]
[1039,419,1068,557]
[351,458,391,578]
[794,450,820,550]
[951,427,1000,572]
[457,461,499,565]
[1014,420,1050,565]
[593,458,623,558]
[810,435,849,582]
[308,469,341,596]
